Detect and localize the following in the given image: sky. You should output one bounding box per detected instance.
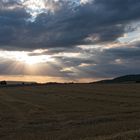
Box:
[0,0,140,83]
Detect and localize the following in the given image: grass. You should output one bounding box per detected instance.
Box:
[0,83,140,140]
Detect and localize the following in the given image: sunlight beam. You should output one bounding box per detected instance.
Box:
[0,50,54,65]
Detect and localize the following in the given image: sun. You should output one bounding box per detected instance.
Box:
[21,55,40,65]
[0,50,53,65]
[16,52,53,65]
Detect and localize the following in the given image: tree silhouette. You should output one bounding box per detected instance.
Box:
[0,81,7,85]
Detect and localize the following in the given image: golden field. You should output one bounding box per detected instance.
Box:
[0,83,140,140]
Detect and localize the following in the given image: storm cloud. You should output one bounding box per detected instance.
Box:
[0,0,140,50]
[0,0,140,81]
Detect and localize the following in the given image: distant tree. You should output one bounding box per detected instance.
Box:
[0,81,7,85]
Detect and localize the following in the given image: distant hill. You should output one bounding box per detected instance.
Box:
[94,74,140,84]
[0,81,37,85]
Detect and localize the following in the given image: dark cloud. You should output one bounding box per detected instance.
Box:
[78,43,140,78]
[0,0,140,50]
[0,0,140,81]
[47,41,140,79]
[0,0,30,48]
[0,41,140,80]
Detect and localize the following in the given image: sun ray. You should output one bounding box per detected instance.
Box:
[0,50,54,65]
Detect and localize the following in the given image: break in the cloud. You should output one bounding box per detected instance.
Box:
[0,0,140,82]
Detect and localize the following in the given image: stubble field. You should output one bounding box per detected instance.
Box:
[0,83,140,140]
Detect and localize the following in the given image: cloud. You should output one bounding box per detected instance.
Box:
[0,0,140,50]
[47,40,140,79]
[0,40,140,81]
[0,0,140,81]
